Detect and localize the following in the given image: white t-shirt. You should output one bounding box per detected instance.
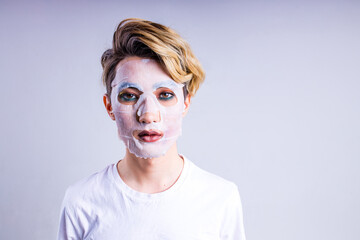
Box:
[58,157,246,240]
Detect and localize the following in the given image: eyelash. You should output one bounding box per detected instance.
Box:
[158,91,174,100]
[118,91,175,103]
[118,92,138,102]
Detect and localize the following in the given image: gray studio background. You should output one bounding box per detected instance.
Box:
[1,0,359,239]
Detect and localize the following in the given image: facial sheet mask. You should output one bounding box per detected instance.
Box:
[110,58,185,159]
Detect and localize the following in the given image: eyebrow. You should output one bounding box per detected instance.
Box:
[114,82,143,92]
[152,80,183,91]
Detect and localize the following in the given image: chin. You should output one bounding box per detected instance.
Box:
[124,138,174,159]
[129,146,167,159]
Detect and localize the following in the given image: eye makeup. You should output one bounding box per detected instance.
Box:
[118,91,139,104]
[154,88,177,106]
[158,91,174,100]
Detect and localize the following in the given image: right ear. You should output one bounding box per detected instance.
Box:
[103,94,115,121]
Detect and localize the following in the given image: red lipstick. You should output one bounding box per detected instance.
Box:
[137,130,163,142]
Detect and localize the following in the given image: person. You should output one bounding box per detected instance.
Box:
[58,18,246,240]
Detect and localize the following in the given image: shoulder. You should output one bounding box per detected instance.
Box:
[61,164,115,210]
[58,165,117,239]
[186,159,240,200]
[183,159,246,239]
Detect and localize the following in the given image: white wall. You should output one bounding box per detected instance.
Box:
[0,0,359,239]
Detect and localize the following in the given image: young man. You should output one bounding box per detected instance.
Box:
[58,18,246,240]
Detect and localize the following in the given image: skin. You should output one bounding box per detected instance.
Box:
[103,56,191,194]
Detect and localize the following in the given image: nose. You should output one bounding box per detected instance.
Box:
[137,95,161,123]
[138,112,161,123]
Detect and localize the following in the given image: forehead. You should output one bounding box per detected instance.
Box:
[112,57,175,89]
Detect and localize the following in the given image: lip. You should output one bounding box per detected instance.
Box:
[136,130,164,142]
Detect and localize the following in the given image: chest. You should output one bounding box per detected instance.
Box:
[80,194,225,240]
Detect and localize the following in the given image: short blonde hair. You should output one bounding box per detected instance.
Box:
[101,18,205,98]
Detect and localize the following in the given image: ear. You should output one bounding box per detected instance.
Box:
[103,94,116,121]
[182,95,191,117]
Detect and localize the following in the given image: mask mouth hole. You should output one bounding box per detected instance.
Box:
[136,130,164,142]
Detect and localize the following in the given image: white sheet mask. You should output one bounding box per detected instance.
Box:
[110,57,186,159]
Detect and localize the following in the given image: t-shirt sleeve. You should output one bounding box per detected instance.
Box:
[219,184,246,240]
[57,191,83,240]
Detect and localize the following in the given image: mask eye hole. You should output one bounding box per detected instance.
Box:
[118,88,141,105]
[155,88,178,106]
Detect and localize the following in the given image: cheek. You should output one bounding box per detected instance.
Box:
[114,112,137,134]
[112,99,136,127]
[161,104,184,129]
[161,101,184,119]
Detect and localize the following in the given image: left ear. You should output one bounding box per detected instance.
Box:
[182,95,191,117]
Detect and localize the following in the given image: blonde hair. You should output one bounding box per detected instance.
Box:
[101,18,205,98]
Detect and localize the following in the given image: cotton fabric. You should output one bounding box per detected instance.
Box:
[58,157,246,240]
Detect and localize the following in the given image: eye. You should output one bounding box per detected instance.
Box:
[158,91,175,101]
[154,88,178,106]
[118,91,139,104]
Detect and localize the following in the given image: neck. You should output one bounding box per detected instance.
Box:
[117,144,184,194]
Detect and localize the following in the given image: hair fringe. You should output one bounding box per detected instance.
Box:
[101,18,205,97]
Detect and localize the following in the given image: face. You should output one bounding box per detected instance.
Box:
[105,57,189,159]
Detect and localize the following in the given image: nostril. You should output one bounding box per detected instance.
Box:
[139,112,161,123]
